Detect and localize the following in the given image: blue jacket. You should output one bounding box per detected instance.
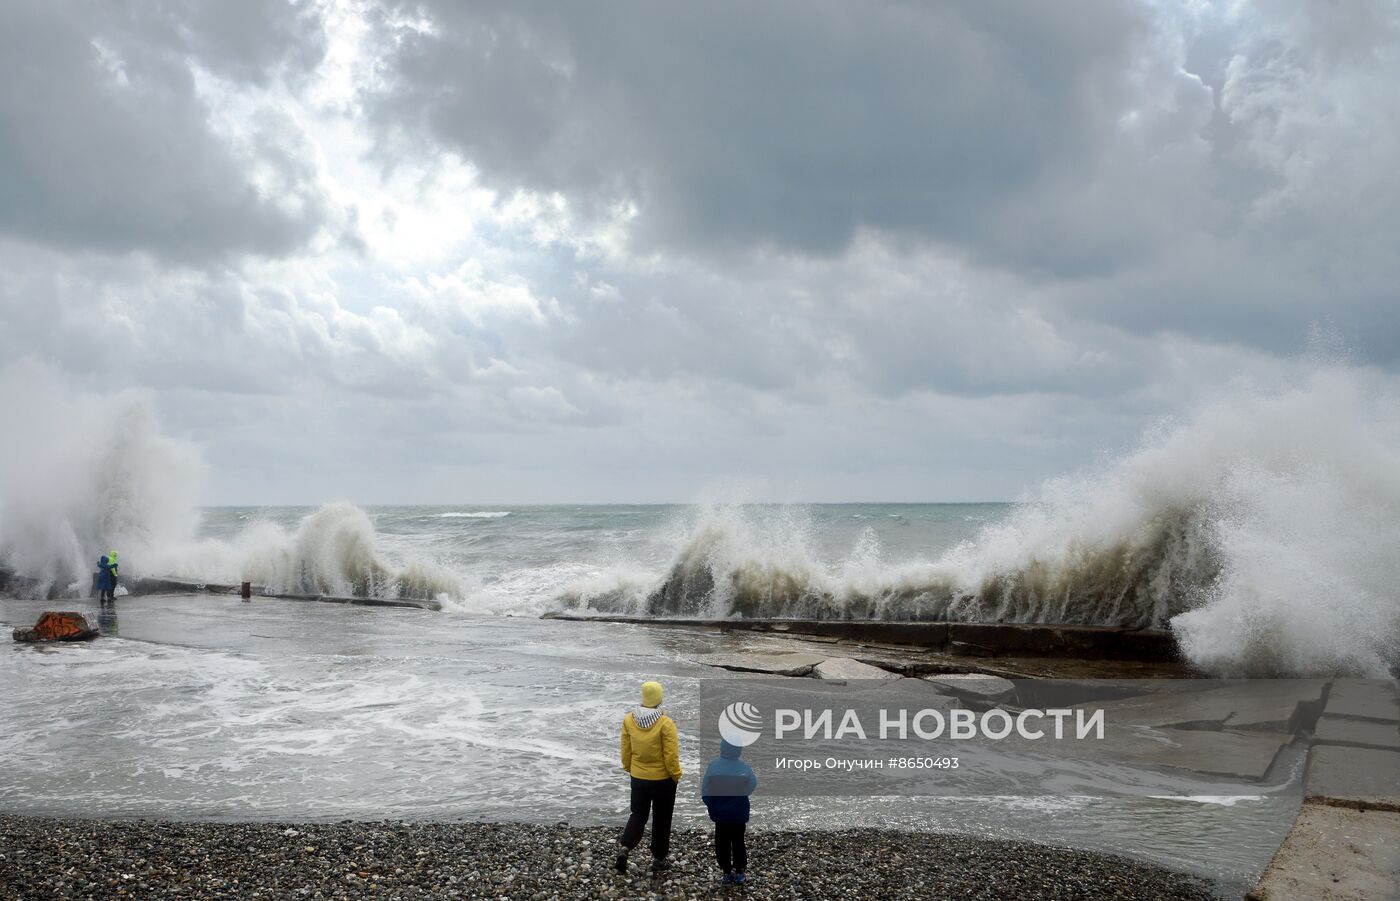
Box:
[700,740,756,823]
[96,556,116,591]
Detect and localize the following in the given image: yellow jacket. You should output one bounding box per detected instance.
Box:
[621,706,682,781]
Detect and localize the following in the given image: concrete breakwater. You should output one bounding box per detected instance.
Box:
[127,577,444,612]
[542,611,1179,662]
[0,570,442,612]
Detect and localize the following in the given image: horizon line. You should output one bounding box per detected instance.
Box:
[197,499,1020,508]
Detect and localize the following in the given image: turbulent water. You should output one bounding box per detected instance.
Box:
[0,593,1298,892]
[0,359,1390,892]
[2,358,1399,676]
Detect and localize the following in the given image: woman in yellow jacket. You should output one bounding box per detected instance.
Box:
[615,680,682,876]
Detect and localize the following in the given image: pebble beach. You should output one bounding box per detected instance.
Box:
[0,817,1220,900]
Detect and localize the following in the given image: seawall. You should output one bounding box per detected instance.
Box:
[0,572,442,612]
[541,611,1178,661]
[128,577,444,612]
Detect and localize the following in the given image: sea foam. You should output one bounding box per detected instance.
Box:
[5,356,1398,674]
[0,360,459,602]
[563,364,1400,676]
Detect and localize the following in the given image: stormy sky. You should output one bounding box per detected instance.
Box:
[1,0,1397,504]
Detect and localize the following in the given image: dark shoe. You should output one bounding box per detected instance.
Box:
[734,871,746,885]
[614,852,628,874]
[650,857,668,878]
[721,870,735,884]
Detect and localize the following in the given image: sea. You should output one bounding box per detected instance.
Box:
[6,363,1400,895]
[0,573,1299,898]
[195,502,1010,618]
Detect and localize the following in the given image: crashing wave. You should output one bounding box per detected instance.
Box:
[564,364,1400,676]
[166,503,462,601]
[560,503,1218,626]
[0,360,203,598]
[0,361,461,602]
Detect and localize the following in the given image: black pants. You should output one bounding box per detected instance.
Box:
[619,777,676,859]
[714,822,747,873]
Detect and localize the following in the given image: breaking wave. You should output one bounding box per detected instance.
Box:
[162,503,462,601]
[7,355,1399,675]
[0,360,460,602]
[562,363,1400,676]
[0,359,204,598]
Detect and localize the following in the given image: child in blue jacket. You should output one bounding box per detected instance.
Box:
[700,739,757,885]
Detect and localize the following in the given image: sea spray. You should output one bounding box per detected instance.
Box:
[558,496,1213,625]
[0,360,204,596]
[8,357,1399,674]
[562,362,1400,676]
[0,360,460,602]
[1168,369,1400,675]
[163,504,461,601]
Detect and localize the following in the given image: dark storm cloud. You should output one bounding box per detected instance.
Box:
[364,0,1151,269]
[140,0,330,86]
[0,0,332,262]
[1047,0,1400,361]
[2,0,1399,505]
[361,0,1400,369]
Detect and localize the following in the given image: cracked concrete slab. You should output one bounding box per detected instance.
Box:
[1074,680,1325,733]
[1306,746,1400,812]
[1325,680,1400,724]
[1314,716,1400,753]
[687,651,828,677]
[922,673,1017,703]
[812,657,901,681]
[1090,727,1287,781]
[993,723,1288,780]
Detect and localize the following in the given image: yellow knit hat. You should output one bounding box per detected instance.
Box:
[641,680,664,708]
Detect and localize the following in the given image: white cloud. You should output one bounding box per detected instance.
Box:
[1,0,1397,503]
